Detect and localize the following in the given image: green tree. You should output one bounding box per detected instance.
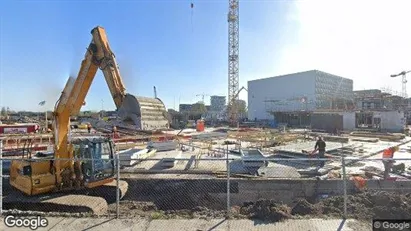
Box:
[1,107,6,116]
[232,100,247,119]
[191,103,207,115]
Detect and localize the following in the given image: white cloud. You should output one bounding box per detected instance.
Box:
[279,0,411,96]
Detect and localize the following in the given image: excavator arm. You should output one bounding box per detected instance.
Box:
[56,26,127,119]
[53,26,127,170]
[90,27,127,108]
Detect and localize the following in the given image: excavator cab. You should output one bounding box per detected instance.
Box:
[71,136,116,185]
[9,136,117,195]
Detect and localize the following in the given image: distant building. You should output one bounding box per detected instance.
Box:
[210,96,226,112]
[179,104,193,113]
[248,70,353,120]
[354,89,407,110]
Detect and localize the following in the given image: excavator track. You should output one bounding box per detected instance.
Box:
[3,180,128,216]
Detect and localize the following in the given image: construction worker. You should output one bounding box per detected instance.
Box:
[87,123,91,134]
[311,136,326,170]
[382,146,399,179]
[112,126,118,139]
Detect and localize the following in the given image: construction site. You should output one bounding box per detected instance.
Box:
[2,2,411,230]
[2,114,411,222]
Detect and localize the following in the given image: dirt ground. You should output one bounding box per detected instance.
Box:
[6,190,411,223]
[107,190,411,222]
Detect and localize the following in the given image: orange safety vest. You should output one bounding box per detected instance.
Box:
[383,148,394,158]
[352,176,366,190]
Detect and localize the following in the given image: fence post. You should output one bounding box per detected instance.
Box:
[116,154,120,219]
[226,144,230,218]
[341,156,347,219]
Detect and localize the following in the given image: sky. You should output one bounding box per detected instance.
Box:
[0,0,411,112]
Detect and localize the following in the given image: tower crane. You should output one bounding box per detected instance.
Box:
[196,93,209,104]
[189,1,240,125]
[228,0,240,126]
[390,70,411,98]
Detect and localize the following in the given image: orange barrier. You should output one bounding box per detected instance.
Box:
[196,120,205,132]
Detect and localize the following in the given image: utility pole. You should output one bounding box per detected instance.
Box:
[38,101,46,132]
[228,0,240,126]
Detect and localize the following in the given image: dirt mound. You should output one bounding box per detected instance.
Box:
[164,206,226,219]
[291,199,321,216]
[239,199,292,222]
[237,191,411,221]
[109,191,411,221]
[319,191,411,220]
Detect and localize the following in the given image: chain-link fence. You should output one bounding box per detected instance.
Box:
[2,142,411,223]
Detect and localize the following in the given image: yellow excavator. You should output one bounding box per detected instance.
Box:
[6,26,134,215]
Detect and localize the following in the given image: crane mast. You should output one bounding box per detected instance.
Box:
[228,0,240,126]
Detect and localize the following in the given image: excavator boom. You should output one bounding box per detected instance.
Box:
[90,27,127,108]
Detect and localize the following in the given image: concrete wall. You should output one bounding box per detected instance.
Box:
[248,71,316,120]
[227,179,411,205]
[311,112,355,132]
[342,112,356,130]
[373,111,405,132]
[311,113,343,132]
[121,178,411,209]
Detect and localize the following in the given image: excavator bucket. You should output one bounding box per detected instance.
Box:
[117,93,170,131]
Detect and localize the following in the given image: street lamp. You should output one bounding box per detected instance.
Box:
[38,101,47,132]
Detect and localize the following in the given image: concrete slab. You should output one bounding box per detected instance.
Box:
[273,141,343,154]
[258,164,301,178]
[49,217,149,231]
[227,219,369,231]
[0,216,65,231]
[147,219,227,231]
[0,217,370,231]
